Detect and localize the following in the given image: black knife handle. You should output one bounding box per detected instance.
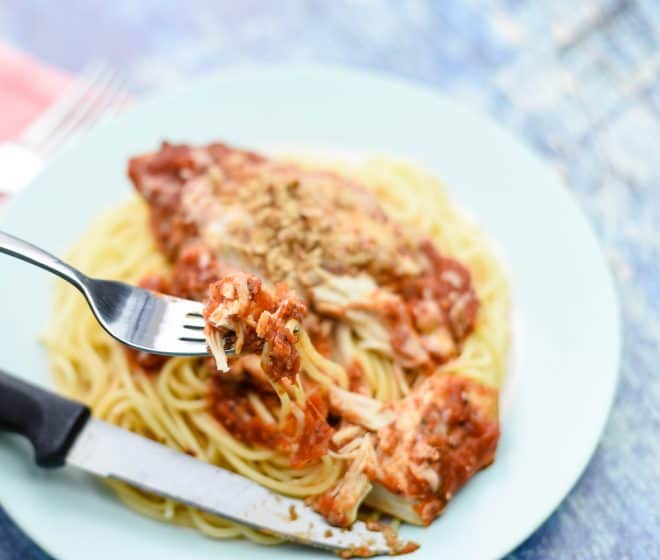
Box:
[0,368,90,468]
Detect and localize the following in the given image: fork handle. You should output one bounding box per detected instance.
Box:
[0,230,86,288]
[0,369,90,468]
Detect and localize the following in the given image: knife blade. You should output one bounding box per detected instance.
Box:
[68,419,391,554]
[0,369,393,556]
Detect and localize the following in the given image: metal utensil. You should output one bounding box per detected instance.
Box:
[0,62,128,196]
[0,230,212,357]
[0,369,392,555]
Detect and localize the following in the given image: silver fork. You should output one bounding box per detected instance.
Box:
[0,231,214,357]
[0,62,128,196]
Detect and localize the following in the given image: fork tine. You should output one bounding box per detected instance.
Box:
[38,67,125,157]
[135,295,208,355]
[94,82,130,122]
[183,314,206,326]
[19,62,106,154]
[177,302,207,343]
[77,73,127,127]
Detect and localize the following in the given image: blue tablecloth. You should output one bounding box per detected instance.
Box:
[1,1,658,558]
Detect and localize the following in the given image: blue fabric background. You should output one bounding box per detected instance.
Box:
[0,1,658,558]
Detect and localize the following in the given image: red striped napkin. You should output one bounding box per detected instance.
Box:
[0,43,69,142]
[0,43,69,204]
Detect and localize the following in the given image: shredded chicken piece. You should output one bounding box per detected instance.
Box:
[328,386,394,431]
[203,273,306,381]
[310,433,376,527]
[318,373,499,527]
[365,374,499,525]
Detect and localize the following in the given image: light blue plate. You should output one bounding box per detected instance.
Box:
[0,65,620,560]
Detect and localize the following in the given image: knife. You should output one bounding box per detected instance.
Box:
[0,368,392,556]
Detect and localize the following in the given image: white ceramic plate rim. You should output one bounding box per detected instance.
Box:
[0,64,620,560]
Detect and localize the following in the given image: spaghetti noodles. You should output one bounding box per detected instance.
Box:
[44,147,509,549]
